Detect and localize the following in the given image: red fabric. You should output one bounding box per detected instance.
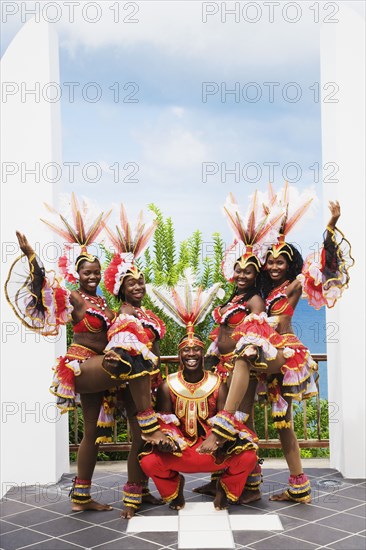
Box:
[108,316,151,345]
[140,439,257,501]
[103,253,123,295]
[56,356,75,387]
[53,286,70,322]
[73,310,106,333]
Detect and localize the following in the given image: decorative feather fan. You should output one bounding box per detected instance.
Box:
[224,191,284,249]
[104,204,157,257]
[40,193,112,283]
[41,192,112,251]
[146,268,225,330]
[267,182,316,237]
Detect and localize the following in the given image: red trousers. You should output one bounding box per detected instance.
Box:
[140,439,257,502]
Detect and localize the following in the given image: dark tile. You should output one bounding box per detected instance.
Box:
[311,493,364,512]
[101,517,129,532]
[40,499,82,515]
[0,527,51,550]
[263,471,294,483]
[277,503,335,521]
[348,503,366,517]
[275,513,306,531]
[91,474,126,486]
[233,531,281,545]
[304,468,339,477]
[136,506,178,517]
[3,485,67,506]
[317,511,366,534]
[4,508,62,527]
[285,523,351,545]
[20,538,86,549]
[341,479,366,485]
[93,534,163,549]
[133,531,178,546]
[60,525,125,547]
[250,533,318,549]
[0,500,36,518]
[0,519,21,534]
[58,507,121,524]
[337,486,366,502]
[329,535,366,549]
[228,505,265,516]
[30,515,95,537]
[89,487,123,505]
[240,497,298,514]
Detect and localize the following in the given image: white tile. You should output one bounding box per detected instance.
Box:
[229,514,283,531]
[126,515,179,533]
[179,529,235,549]
[179,502,228,516]
[180,514,230,531]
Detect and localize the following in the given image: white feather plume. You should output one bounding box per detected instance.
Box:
[146,268,224,328]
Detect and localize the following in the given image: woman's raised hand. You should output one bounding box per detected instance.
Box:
[328,201,341,230]
[16,231,35,258]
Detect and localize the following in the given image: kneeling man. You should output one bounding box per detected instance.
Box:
[140,331,258,511]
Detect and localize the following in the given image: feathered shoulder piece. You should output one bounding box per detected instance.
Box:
[146,269,225,349]
[222,191,284,281]
[103,204,157,296]
[41,193,112,283]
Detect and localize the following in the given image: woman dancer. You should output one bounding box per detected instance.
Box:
[198,191,353,503]
[101,209,167,518]
[193,263,266,502]
[6,197,172,512]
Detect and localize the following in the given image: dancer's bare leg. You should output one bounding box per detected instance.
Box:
[198,348,286,454]
[128,375,173,446]
[75,356,172,447]
[72,392,112,511]
[269,396,309,502]
[193,377,259,497]
[238,379,262,505]
[121,389,163,519]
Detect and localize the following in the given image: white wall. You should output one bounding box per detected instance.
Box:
[0,19,69,498]
[320,4,365,478]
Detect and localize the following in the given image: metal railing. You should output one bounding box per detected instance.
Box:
[69,354,328,453]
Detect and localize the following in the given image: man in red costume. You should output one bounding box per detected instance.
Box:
[139,332,258,510]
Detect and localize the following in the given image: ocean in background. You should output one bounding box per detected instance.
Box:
[292,299,328,399]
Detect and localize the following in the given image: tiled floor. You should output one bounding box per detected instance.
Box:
[1,466,365,550]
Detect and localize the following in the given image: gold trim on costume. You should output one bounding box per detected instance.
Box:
[167,371,221,439]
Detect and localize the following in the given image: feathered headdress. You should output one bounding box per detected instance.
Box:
[221,191,284,281]
[41,193,112,283]
[103,204,157,296]
[147,269,225,350]
[266,182,315,261]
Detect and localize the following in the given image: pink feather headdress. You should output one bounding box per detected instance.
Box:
[41,193,112,283]
[103,204,157,296]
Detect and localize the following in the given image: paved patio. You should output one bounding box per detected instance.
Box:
[1,461,365,550]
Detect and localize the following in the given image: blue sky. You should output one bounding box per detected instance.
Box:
[1,1,334,255]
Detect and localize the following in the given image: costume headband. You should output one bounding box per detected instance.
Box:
[178,323,205,350]
[41,193,111,283]
[267,235,294,261]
